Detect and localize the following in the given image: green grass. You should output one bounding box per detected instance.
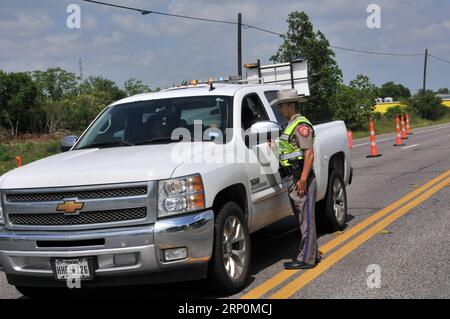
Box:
[0,137,61,176]
[352,113,450,139]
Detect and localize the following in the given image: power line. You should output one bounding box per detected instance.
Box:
[243,24,283,37]
[81,0,152,15]
[80,0,450,61]
[80,0,424,57]
[82,0,264,29]
[429,53,450,65]
[330,45,423,56]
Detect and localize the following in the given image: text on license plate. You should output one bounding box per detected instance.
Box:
[53,258,92,280]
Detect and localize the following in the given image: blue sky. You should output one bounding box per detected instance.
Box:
[1,0,450,92]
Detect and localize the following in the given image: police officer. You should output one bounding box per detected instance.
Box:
[276,89,319,269]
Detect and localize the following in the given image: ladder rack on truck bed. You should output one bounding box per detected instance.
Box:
[243,57,310,97]
[186,58,310,97]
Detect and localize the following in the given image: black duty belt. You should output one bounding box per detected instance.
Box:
[285,160,304,177]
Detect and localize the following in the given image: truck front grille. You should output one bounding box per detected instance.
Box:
[3,182,156,230]
[8,207,147,226]
[6,187,148,203]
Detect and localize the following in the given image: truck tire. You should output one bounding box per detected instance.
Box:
[209,202,251,294]
[317,169,347,233]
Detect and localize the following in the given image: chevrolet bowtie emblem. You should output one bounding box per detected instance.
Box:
[56,200,84,215]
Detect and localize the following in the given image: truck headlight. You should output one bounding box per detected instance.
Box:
[158,174,205,218]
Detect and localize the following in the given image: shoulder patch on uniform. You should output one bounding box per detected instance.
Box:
[298,125,311,137]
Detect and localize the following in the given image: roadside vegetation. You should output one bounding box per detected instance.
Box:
[1,11,449,175]
[0,133,63,176]
[352,111,450,139]
[351,90,450,138]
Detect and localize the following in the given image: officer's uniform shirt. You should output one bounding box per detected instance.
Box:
[288,115,313,151]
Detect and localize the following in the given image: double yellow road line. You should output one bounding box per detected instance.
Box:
[241,169,450,299]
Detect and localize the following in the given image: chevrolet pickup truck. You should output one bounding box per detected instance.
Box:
[0,83,352,296]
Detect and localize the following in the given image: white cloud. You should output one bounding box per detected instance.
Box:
[1,0,450,91]
[93,31,123,46]
[111,14,159,36]
[442,21,450,30]
[136,50,156,67]
[43,33,80,52]
[83,14,98,31]
[0,13,54,37]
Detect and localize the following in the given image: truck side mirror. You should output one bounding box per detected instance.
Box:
[246,121,281,146]
[61,135,78,152]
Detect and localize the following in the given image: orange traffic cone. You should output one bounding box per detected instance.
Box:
[347,131,353,150]
[15,156,22,168]
[401,113,408,139]
[394,115,405,146]
[406,113,413,135]
[367,118,382,158]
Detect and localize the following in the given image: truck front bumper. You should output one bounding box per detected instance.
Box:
[0,210,214,287]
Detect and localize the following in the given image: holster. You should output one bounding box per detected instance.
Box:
[279,161,304,179]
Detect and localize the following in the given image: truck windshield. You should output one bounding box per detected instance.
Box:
[75,95,232,149]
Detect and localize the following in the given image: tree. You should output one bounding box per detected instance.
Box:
[332,75,377,130]
[271,11,342,122]
[350,75,379,106]
[384,105,405,120]
[0,72,38,136]
[65,94,103,131]
[0,70,8,112]
[32,68,79,133]
[80,76,126,105]
[379,81,411,101]
[124,78,151,96]
[407,90,447,120]
[28,73,127,134]
[32,68,78,101]
[0,68,156,136]
[436,88,449,94]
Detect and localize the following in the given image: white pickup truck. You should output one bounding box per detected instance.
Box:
[0,81,352,296]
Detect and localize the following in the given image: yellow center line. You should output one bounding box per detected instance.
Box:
[240,169,450,299]
[269,175,450,299]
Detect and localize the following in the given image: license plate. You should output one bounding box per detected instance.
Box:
[51,258,94,281]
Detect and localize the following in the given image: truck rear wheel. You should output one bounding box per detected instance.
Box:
[209,202,251,294]
[317,169,347,233]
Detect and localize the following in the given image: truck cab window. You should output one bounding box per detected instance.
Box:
[264,90,288,128]
[241,94,269,131]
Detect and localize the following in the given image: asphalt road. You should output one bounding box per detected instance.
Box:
[1,123,449,299]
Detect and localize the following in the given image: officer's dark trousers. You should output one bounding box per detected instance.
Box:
[288,174,318,265]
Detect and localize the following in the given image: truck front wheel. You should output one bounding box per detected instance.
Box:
[317,169,348,233]
[209,202,251,294]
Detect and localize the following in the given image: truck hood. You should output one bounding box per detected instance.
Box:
[0,145,193,189]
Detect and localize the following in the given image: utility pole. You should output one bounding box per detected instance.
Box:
[79,58,84,82]
[422,48,428,93]
[237,13,242,79]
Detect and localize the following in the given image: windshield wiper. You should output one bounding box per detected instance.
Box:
[133,137,181,145]
[77,140,134,150]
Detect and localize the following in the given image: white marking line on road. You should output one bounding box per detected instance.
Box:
[353,136,394,147]
[353,124,450,148]
[402,144,418,150]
